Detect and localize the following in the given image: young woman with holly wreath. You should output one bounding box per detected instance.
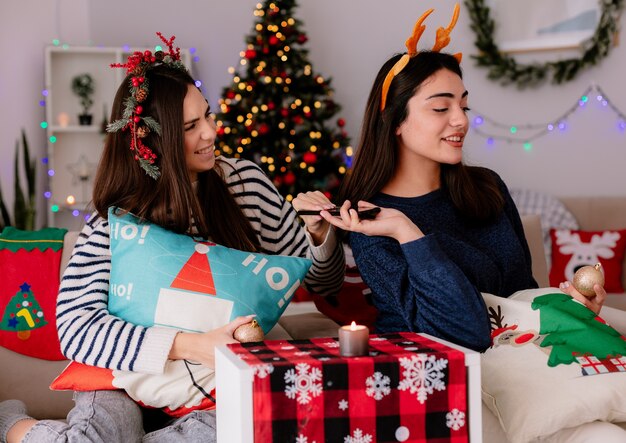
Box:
[0,33,345,443]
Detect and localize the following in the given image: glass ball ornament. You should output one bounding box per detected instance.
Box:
[572,263,604,297]
[233,319,265,343]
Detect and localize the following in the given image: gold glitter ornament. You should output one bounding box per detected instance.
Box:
[233,319,265,343]
[572,263,605,297]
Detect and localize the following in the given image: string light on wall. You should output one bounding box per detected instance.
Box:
[470,84,626,151]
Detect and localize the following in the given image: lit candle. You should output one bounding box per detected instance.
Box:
[338,321,369,357]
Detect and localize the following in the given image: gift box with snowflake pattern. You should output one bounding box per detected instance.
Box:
[216,332,481,442]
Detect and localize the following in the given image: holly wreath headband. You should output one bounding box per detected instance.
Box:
[380,3,462,111]
[106,32,188,180]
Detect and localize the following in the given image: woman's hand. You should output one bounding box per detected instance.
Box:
[292,191,346,245]
[322,200,424,244]
[559,281,606,315]
[169,315,256,369]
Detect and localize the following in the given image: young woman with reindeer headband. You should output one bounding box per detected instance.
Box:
[324,4,608,353]
[0,33,344,443]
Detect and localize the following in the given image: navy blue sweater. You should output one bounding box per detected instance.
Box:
[348,173,537,352]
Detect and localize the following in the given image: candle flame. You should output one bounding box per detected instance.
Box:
[350,321,357,330]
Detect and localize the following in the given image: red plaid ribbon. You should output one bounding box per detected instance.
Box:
[227,332,468,443]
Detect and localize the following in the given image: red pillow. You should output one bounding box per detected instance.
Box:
[549,229,626,293]
[298,244,378,329]
[50,361,217,417]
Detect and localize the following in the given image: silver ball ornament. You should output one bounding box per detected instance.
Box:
[572,263,605,297]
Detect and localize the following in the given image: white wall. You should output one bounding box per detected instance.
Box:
[2,0,625,227]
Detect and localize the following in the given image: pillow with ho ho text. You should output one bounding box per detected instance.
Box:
[51,208,312,416]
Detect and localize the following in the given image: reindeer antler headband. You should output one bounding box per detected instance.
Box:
[107,32,188,180]
[380,3,462,111]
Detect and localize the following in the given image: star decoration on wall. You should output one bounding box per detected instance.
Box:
[67,154,97,184]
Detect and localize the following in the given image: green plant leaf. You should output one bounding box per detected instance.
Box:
[13,140,26,230]
[0,180,11,230]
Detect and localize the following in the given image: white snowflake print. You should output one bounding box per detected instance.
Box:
[446,408,465,431]
[365,371,391,400]
[296,434,316,443]
[284,362,323,404]
[319,357,331,361]
[295,351,311,356]
[253,364,274,379]
[397,354,448,403]
[344,428,373,443]
[325,341,340,348]
[281,345,296,350]
[338,399,349,411]
[370,337,387,342]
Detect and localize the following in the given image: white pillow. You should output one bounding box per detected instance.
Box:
[481,289,626,443]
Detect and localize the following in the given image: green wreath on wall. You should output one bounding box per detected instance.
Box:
[464,0,624,87]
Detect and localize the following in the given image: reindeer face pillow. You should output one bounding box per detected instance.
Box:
[549,229,626,293]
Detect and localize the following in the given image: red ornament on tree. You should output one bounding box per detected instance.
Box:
[337,118,345,127]
[280,108,290,118]
[244,49,257,59]
[216,126,225,136]
[303,152,317,164]
[269,35,279,45]
[267,102,276,110]
[283,171,296,186]
[297,34,308,44]
[292,115,303,125]
[258,123,270,135]
[304,111,312,118]
[226,90,236,99]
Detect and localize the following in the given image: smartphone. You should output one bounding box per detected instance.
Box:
[297,206,381,220]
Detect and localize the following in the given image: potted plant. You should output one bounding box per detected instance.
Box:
[71,73,95,125]
[0,129,37,231]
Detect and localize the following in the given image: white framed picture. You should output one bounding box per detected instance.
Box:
[487,0,601,53]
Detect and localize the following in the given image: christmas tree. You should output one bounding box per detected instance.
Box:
[0,282,47,340]
[215,0,352,201]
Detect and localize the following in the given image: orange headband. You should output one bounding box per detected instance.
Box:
[380,3,462,111]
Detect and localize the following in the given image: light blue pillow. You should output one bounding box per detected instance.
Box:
[107,208,312,333]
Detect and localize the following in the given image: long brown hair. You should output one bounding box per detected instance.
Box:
[93,65,260,251]
[338,51,504,223]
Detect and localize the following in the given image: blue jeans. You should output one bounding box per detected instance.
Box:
[22,391,216,443]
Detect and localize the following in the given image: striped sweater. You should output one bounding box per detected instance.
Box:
[56,157,344,374]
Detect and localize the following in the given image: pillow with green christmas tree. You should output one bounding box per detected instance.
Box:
[481,288,626,443]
